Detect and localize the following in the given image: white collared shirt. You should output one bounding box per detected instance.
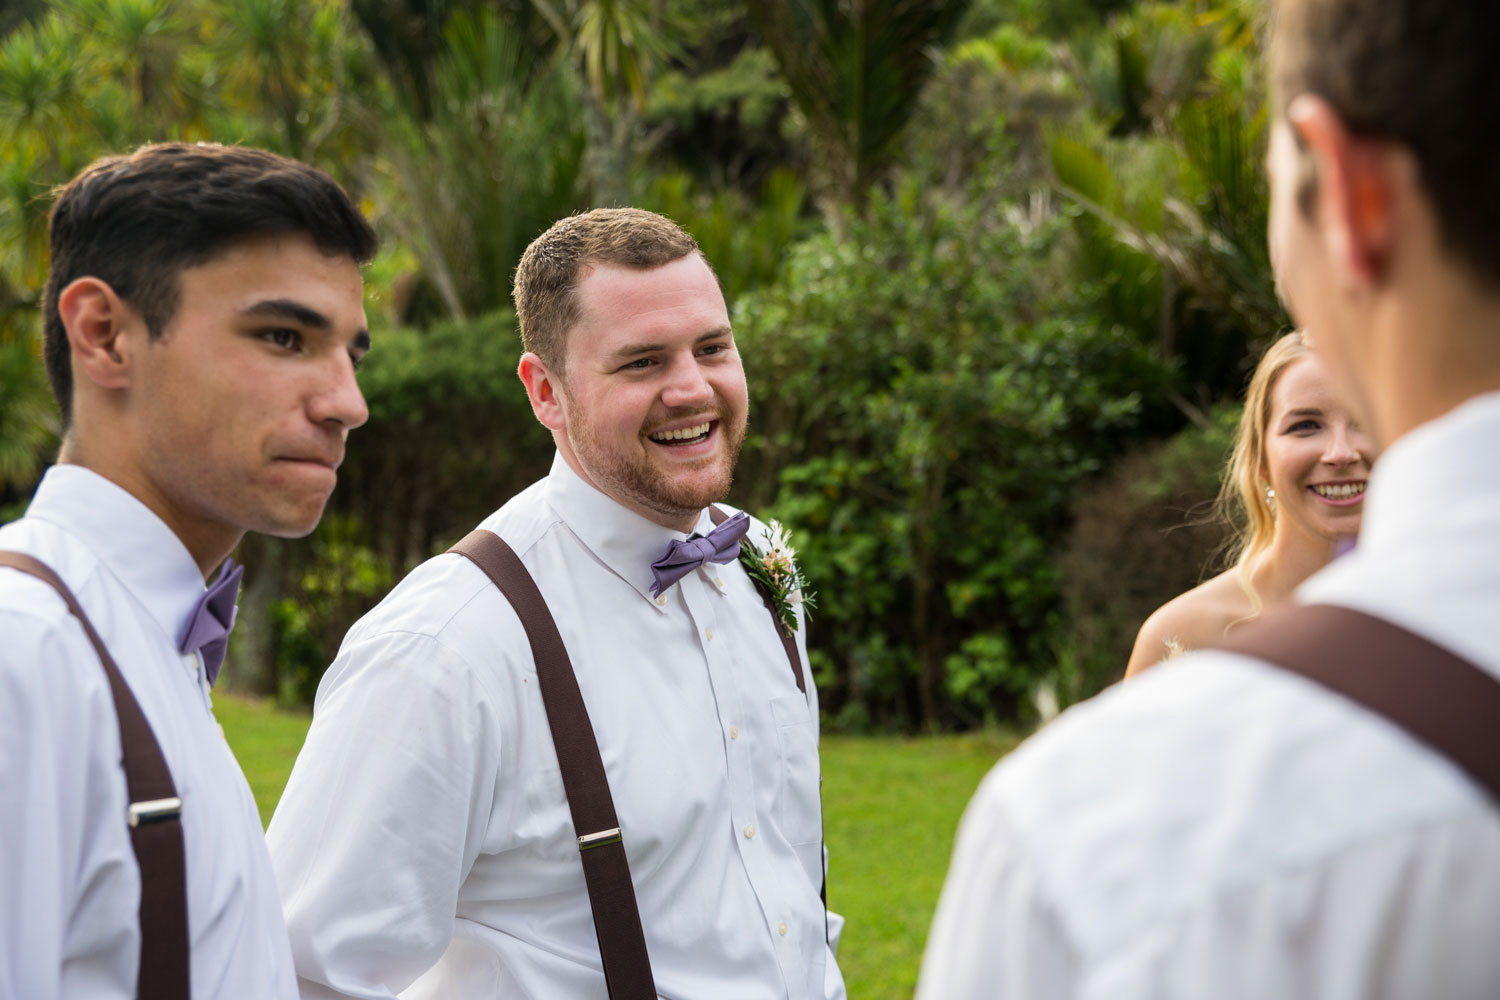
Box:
[267,454,845,1000]
[0,465,297,1000]
[917,391,1500,1000]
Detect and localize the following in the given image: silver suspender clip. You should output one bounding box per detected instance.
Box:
[577,827,622,850]
[128,797,183,828]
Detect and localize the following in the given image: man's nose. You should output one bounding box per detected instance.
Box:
[309,352,369,431]
[661,356,714,410]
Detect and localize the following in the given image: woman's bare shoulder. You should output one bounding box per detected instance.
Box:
[1124,571,1253,677]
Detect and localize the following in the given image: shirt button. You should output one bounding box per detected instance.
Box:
[729,725,739,740]
[743,824,756,839]
[705,627,714,641]
[714,576,723,587]
[778,921,788,937]
[655,594,667,606]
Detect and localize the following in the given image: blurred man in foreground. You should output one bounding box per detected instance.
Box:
[919,1,1500,996]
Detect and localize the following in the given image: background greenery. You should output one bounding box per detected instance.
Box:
[2,0,1281,725]
[216,693,1019,999]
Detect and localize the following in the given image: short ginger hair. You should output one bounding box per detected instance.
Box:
[512,207,705,372]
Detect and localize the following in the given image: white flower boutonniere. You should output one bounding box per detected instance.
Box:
[740,519,817,635]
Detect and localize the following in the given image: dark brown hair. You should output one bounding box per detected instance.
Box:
[512,207,704,372]
[1271,0,1500,287]
[42,142,378,426]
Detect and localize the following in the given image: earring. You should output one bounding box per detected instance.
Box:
[1265,486,1275,502]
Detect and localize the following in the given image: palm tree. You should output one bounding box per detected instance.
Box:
[745,0,971,213]
[1048,1,1281,412]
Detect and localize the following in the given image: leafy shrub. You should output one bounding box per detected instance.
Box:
[733,179,1166,730]
[334,309,554,569]
[1051,404,1239,705]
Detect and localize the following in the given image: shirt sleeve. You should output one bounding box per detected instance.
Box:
[266,625,509,999]
[914,772,1078,1000]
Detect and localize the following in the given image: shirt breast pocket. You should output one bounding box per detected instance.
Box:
[771,693,822,847]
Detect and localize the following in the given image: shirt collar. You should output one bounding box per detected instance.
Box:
[22,464,210,647]
[1356,389,1500,554]
[543,453,716,609]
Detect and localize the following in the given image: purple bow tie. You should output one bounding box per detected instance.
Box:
[178,558,243,686]
[650,511,750,597]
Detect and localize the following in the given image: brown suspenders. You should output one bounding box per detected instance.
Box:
[1216,602,1500,803]
[450,518,827,999]
[450,530,657,999]
[0,551,191,999]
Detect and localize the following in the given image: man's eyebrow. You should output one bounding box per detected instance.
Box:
[241,298,331,329]
[607,326,733,362]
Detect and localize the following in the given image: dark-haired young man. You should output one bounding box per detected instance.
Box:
[919,1,1500,997]
[268,208,844,999]
[0,143,375,998]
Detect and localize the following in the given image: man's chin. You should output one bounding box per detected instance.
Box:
[253,501,331,540]
[629,471,735,523]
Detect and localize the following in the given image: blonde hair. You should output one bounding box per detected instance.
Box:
[1216,331,1311,614]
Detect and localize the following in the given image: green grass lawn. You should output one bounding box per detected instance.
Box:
[218,694,1018,1000]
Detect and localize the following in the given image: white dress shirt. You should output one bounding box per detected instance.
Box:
[918,390,1500,1000]
[267,454,845,1000]
[0,465,298,1000]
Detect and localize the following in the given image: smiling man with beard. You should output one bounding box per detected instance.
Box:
[268,208,845,1000]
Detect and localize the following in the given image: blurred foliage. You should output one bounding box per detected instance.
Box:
[1053,404,1238,704]
[746,0,971,213]
[1,0,1289,726]
[269,516,394,706]
[733,175,1166,730]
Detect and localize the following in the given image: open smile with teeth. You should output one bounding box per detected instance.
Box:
[649,421,713,445]
[1310,481,1366,500]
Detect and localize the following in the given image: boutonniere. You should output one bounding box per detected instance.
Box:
[740,519,817,635]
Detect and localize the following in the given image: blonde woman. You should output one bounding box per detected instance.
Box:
[1124,332,1373,677]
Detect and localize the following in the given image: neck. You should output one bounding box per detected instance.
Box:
[57,434,239,580]
[1360,267,1500,448]
[1251,522,1341,606]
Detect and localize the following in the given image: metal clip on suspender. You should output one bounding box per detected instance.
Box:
[129,797,185,827]
[450,530,657,1000]
[0,552,191,1000]
[578,827,624,850]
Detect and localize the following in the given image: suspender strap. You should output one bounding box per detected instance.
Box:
[708,505,805,694]
[0,551,191,999]
[1217,602,1500,803]
[449,531,657,1000]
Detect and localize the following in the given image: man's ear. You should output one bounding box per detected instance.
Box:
[58,277,137,391]
[1289,94,1400,289]
[518,351,567,432]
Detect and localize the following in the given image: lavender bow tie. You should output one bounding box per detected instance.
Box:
[178,558,243,686]
[650,511,750,597]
